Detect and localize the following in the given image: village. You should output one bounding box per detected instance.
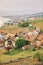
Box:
[0,27,43,50]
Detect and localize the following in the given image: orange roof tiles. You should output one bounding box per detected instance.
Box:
[37,34,43,41]
[0,29,7,33]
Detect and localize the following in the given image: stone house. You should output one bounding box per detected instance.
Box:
[35,33,43,48]
[25,30,39,46]
[5,37,15,49]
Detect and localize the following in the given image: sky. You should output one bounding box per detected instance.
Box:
[0,0,43,15]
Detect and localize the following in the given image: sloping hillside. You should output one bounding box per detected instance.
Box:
[33,22,43,29]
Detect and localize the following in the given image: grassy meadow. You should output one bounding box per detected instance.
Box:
[0,48,43,62]
[31,18,43,29]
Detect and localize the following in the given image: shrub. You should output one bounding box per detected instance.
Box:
[15,38,26,48]
[4,49,22,55]
[18,22,29,27]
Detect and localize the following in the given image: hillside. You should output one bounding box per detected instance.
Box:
[0,49,43,65]
[30,18,43,29]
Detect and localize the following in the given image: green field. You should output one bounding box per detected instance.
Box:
[0,48,43,62]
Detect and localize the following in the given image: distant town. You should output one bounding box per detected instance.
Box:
[0,12,43,27]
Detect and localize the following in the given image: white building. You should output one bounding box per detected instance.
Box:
[0,17,11,27]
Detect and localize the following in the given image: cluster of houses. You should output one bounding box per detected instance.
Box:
[24,30,43,49]
[0,29,43,50]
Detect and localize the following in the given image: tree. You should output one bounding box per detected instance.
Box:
[15,38,26,48]
[18,22,29,27]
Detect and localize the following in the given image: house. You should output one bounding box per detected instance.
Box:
[0,32,16,47]
[6,32,19,42]
[25,30,39,46]
[5,33,14,38]
[32,30,39,36]
[5,36,15,49]
[18,29,29,37]
[5,32,20,48]
[35,33,43,48]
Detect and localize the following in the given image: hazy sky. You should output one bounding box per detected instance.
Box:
[0,0,43,15]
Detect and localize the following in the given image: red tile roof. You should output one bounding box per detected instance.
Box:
[36,34,43,41]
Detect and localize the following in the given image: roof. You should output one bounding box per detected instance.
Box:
[30,29,40,33]
[25,34,37,41]
[0,29,7,33]
[32,30,39,35]
[5,33,15,38]
[36,34,43,41]
[25,29,41,42]
[27,32,32,36]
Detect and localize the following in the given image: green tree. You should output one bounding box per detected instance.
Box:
[18,22,29,27]
[15,38,26,48]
